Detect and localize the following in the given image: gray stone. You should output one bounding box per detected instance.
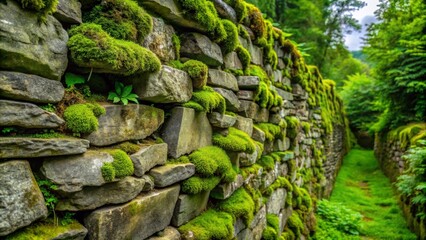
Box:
[239,144,261,167]
[233,116,253,137]
[54,0,82,24]
[132,66,192,103]
[84,185,180,240]
[273,70,283,83]
[269,113,282,125]
[208,69,239,91]
[142,175,155,192]
[277,58,285,69]
[211,175,244,199]
[180,33,223,67]
[0,100,64,128]
[224,52,243,70]
[276,88,294,101]
[171,191,210,227]
[237,90,255,100]
[148,227,181,240]
[208,112,237,128]
[86,104,164,147]
[252,126,266,143]
[149,163,195,187]
[238,100,269,123]
[234,217,246,235]
[280,206,293,231]
[0,160,48,236]
[162,107,212,158]
[256,108,270,123]
[250,45,263,66]
[274,138,290,151]
[0,0,68,80]
[131,143,168,177]
[56,177,145,211]
[41,151,115,193]
[211,0,237,23]
[250,207,267,240]
[237,229,252,240]
[0,71,64,103]
[237,76,260,90]
[0,137,89,159]
[266,188,286,215]
[141,0,205,32]
[213,87,240,112]
[143,17,177,62]
[282,77,291,86]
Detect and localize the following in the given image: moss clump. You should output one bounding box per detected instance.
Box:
[235,45,251,70]
[285,116,300,138]
[238,25,250,39]
[117,142,140,154]
[388,123,426,148]
[287,212,305,239]
[263,214,280,240]
[63,103,105,134]
[215,188,255,226]
[178,209,234,240]
[181,176,221,194]
[84,0,152,43]
[255,82,283,109]
[245,65,269,82]
[101,149,134,181]
[172,34,181,59]
[301,122,311,134]
[246,4,266,39]
[220,20,239,54]
[183,86,226,113]
[262,226,278,240]
[257,155,275,171]
[213,127,256,154]
[264,176,293,195]
[67,23,161,75]
[255,123,283,142]
[182,60,209,89]
[5,219,82,240]
[16,0,58,21]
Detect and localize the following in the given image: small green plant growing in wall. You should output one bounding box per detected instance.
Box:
[108,82,139,105]
[36,177,59,225]
[63,103,106,136]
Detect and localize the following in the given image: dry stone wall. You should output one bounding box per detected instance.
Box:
[0,0,349,239]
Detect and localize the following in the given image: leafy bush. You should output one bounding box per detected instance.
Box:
[316,199,362,235]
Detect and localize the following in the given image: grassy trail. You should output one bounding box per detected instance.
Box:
[329,149,416,240]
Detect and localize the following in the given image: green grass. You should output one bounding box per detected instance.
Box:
[329,149,416,240]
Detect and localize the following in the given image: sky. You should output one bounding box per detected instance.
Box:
[344,0,380,51]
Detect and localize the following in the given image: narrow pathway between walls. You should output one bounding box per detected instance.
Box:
[328,149,416,239]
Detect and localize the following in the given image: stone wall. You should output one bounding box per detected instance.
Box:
[0,0,349,239]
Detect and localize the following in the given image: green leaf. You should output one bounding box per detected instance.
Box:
[122,85,133,97]
[122,98,129,105]
[113,97,120,103]
[65,73,85,88]
[128,98,139,104]
[108,92,118,100]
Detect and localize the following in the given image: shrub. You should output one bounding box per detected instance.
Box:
[63,103,105,134]
[212,127,256,153]
[316,199,362,235]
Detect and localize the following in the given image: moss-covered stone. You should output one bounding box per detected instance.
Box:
[212,127,256,153]
[219,19,239,54]
[183,86,226,113]
[63,103,105,135]
[215,188,255,226]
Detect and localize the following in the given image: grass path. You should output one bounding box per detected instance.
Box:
[329,149,416,240]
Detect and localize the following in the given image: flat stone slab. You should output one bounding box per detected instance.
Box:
[213,87,240,112]
[224,52,243,70]
[237,90,255,100]
[0,160,48,236]
[238,100,269,123]
[207,69,238,91]
[54,0,82,24]
[148,226,181,240]
[233,116,253,137]
[84,185,180,240]
[276,88,293,101]
[56,176,145,211]
[86,104,164,147]
[266,188,286,215]
[162,107,212,158]
[250,45,263,66]
[0,71,64,103]
[237,76,260,90]
[6,220,87,240]
[171,191,210,227]
[180,32,223,67]
[41,150,115,193]
[210,175,244,199]
[131,143,168,177]
[149,163,195,187]
[0,100,64,128]
[208,112,237,128]
[0,137,89,159]
[132,65,192,103]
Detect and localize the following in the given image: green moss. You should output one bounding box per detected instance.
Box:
[230,0,248,23]
[213,127,256,153]
[288,212,304,239]
[117,142,140,154]
[182,101,205,111]
[388,123,426,148]
[84,0,152,43]
[181,176,221,194]
[220,20,239,54]
[189,146,222,176]
[101,162,115,182]
[172,34,181,60]
[254,81,283,109]
[101,149,134,181]
[178,209,234,240]
[16,0,58,21]
[258,155,275,171]
[63,103,105,134]
[264,176,293,195]
[215,188,255,225]
[235,45,251,70]
[183,86,226,113]
[255,123,282,142]
[238,25,250,39]
[68,23,161,75]
[5,219,82,240]
[240,163,262,179]
[246,4,266,39]
[262,226,278,240]
[245,65,269,82]
[182,60,208,89]
[266,214,281,238]
[301,122,311,134]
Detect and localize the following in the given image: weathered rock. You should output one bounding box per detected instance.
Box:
[143,17,177,62]
[0,137,89,159]
[280,206,293,231]
[211,0,237,22]
[252,126,266,143]
[0,71,64,103]
[250,45,263,66]
[131,143,168,177]
[233,116,253,137]
[273,70,283,83]
[211,175,244,199]
[0,160,48,236]
[266,188,287,215]
[140,0,205,32]
[6,220,87,240]
[237,90,255,100]
[256,108,270,123]
[162,107,212,158]
[132,66,192,103]
[277,58,286,69]
[0,0,68,80]
[237,228,252,240]
[149,163,195,187]
[142,175,155,192]
[224,52,243,70]
[86,104,164,147]
[234,217,246,236]
[208,112,237,128]
[213,87,240,112]
[54,0,82,24]
[269,113,282,125]
[237,76,260,90]
[148,226,181,240]
[239,100,269,122]
[84,185,180,240]
[171,191,210,227]
[274,138,290,151]
[239,144,261,167]
[276,88,294,101]
[56,177,145,211]
[41,151,115,193]
[208,69,239,91]
[0,100,64,128]
[250,206,267,240]
[180,33,223,67]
